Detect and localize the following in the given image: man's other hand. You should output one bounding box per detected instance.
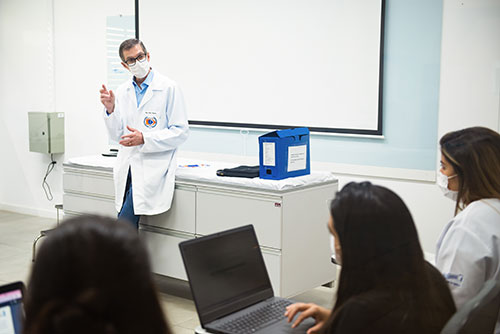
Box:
[119,125,145,147]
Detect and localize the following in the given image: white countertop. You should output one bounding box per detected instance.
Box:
[65,155,337,192]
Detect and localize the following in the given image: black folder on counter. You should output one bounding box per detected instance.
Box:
[216,165,260,178]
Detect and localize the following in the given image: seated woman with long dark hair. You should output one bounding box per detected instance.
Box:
[23,215,172,334]
[436,126,500,332]
[285,182,456,334]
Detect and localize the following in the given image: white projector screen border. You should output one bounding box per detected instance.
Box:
[136,0,385,136]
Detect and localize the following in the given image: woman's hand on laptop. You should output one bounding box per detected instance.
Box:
[284,302,331,334]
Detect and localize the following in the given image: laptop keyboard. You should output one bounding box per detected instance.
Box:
[217,299,293,334]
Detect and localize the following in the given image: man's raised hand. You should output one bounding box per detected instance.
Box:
[100,84,115,114]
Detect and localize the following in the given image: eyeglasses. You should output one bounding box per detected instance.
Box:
[124,53,147,66]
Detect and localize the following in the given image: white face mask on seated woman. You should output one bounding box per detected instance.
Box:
[437,171,458,201]
[330,234,340,265]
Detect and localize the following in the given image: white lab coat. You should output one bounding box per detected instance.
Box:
[103,71,189,215]
[436,198,500,333]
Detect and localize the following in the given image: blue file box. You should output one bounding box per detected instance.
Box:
[259,127,310,180]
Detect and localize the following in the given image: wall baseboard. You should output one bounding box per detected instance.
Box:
[0,203,57,219]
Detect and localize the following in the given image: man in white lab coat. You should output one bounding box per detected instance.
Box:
[99,38,189,228]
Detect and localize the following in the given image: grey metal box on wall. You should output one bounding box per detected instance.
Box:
[28,112,65,154]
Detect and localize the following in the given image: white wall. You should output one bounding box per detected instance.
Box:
[52,0,134,157]
[0,0,57,217]
[334,175,454,254]
[1,0,499,255]
[429,0,500,251]
[438,0,500,135]
[0,0,132,217]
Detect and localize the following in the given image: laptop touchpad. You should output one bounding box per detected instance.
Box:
[269,317,316,333]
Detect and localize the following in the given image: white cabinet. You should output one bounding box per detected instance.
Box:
[63,193,115,217]
[63,167,116,217]
[196,189,282,249]
[141,185,197,234]
[63,170,114,197]
[63,161,338,297]
[261,249,282,295]
[140,228,193,280]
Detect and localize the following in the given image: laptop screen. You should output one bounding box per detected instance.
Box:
[180,225,274,324]
[0,282,25,334]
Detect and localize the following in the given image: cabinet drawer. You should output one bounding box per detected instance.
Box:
[63,193,116,217]
[63,172,114,198]
[140,229,193,280]
[262,250,282,297]
[140,187,196,233]
[196,190,282,249]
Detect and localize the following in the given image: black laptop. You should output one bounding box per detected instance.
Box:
[179,225,315,334]
[0,281,25,334]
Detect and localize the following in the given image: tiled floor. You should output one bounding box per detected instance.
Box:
[0,210,337,334]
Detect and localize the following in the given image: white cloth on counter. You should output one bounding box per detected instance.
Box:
[66,155,337,192]
[66,155,116,169]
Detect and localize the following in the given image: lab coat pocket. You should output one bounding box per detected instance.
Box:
[143,151,170,176]
[142,151,173,198]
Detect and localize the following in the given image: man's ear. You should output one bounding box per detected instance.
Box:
[121,62,129,70]
[146,53,150,62]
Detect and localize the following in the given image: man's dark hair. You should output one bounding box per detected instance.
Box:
[119,38,148,62]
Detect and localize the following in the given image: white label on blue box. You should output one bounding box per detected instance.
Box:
[288,145,307,172]
[263,142,276,166]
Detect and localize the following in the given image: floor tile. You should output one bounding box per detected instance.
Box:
[171,325,196,334]
[176,317,201,330]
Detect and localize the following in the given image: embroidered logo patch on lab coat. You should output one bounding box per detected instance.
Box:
[144,116,157,128]
[444,272,464,287]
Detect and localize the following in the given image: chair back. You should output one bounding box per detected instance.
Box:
[441,279,500,334]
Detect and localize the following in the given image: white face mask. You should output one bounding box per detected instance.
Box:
[330,234,340,265]
[437,171,458,201]
[128,59,150,79]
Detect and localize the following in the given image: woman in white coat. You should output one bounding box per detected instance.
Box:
[436,126,500,332]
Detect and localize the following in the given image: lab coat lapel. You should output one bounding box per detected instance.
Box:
[137,74,163,110]
[125,82,137,110]
[138,84,154,110]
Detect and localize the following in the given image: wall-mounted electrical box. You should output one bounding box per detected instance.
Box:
[28,112,65,154]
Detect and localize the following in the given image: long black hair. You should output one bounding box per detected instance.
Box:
[322,182,455,332]
[24,215,171,334]
[440,126,500,214]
